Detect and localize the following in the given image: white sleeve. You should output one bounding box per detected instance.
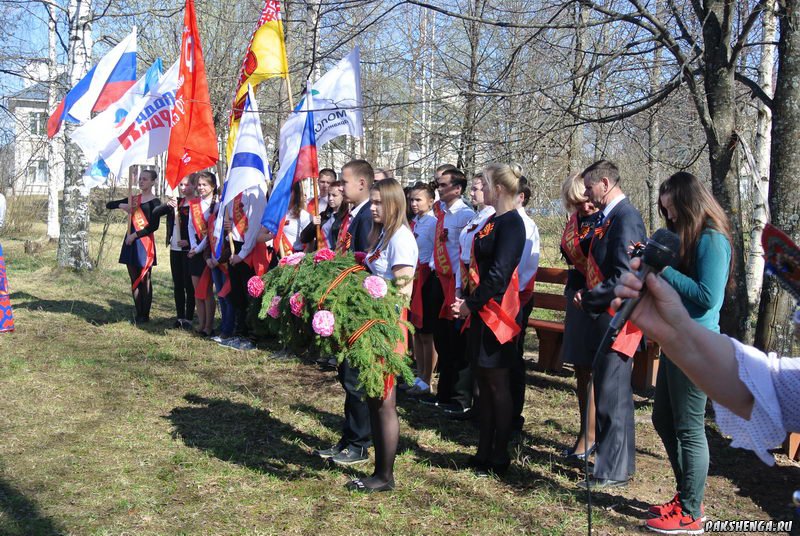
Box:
[195,236,208,253]
[239,190,266,259]
[388,228,419,269]
[712,338,787,466]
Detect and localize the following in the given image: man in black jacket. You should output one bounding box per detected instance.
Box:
[313,159,374,466]
[578,160,646,490]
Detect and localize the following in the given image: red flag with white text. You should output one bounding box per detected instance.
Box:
[165,0,219,189]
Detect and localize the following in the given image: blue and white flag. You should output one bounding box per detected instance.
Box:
[212,84,270,260]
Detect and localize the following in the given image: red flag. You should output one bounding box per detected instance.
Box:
[166,0,219,189]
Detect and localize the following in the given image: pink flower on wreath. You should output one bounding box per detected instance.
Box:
[278,257,289,266]
[354,251,367,265]
[284,252,306,266]
[363,275,388,299]
[289,292,305,317]
[267,296,282,318]
[314,248,336,263]
[312,310,335,337]
[247,276,265,298]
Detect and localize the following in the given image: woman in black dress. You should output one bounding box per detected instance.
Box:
[452,163,526,475]
[106,169,162,323]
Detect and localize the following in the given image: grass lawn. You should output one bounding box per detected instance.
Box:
[0,222,798,535]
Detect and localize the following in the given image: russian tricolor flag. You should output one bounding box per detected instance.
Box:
[47,28,137,138]
[261,81,319,235]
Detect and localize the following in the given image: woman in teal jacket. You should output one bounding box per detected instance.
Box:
[646,172,732,534]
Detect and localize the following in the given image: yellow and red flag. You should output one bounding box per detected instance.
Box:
[165,0,219,189]
[226,0,290,162]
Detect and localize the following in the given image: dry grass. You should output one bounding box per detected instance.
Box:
[0,222,797,535]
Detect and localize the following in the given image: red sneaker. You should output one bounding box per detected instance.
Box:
[648,495,705,521]
[648,494,680,517]
[646,505,704,534]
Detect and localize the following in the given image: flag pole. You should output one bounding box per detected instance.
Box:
[127,165,134,232]
[285,74,295,111]
[312,176,324,247]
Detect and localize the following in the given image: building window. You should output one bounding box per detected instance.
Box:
[29,112,48,137]
[27,160,48,184]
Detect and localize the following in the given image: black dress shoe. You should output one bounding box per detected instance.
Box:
[566,443,597,461]
[329,446,369,466]
[312,444,343,459]
[576,477,628,490]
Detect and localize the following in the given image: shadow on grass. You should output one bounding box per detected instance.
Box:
[10,290,129,326]
[706,425,800,523]
[166,394,330,480]
[0,478,64,536]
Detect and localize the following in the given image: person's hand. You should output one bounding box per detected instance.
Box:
[167,196,178,208]
[206,257,217,268]
[450,297,469,319]
[119,203,131,214]
[612,257,692,345]
[230,254,243,265]
[257,226,273,243]
[224,220,232,232]
[573,289,583,310]
[312,215,321,226]
[177,239,189,248]
[187,249,196,258]
[124,232,137,245]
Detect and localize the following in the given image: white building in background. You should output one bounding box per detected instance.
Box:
[5,81,65,196]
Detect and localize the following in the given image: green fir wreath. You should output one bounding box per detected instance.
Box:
[249,249,414,398]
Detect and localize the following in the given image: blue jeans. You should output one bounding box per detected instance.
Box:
[212,267,235,337]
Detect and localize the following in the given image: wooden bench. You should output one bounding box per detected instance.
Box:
[526,266,660,391]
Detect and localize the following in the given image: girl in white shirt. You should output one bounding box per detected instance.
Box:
[407,182,438,396]
[348,178,418,493]
[187,172,217,336]
[277,182,312,256]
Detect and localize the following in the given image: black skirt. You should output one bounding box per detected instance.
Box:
[561,288,595,367]
[118,240,158,268]
[467,305,522,369]
[189,252,207,277]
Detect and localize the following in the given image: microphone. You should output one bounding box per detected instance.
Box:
[606,228,681,337]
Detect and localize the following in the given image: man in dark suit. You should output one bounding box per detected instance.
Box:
[578,160,646,490]
[313,159,374,466]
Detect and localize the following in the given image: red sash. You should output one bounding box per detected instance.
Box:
[561,212,595,283]
[130,194,155,291]
[232,193,248,239]
[519,274,536,307]
[433,202,456,318]
[336,211,352,253]
[409,263,431,329]
[206,212,231,298]
[189,198,208,240]
[462,217,521,344]
[274,217,295,257]
[586,214,642,357]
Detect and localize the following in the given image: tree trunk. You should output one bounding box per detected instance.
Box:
[46,0,60,241]
[755,0,800,353]
[303,0,320,81]
[457,0,482,177]
[566,3,587,175]
[646,112,660,234]
[744,0,776,344]
[57,0,93,270]
[701,0,748,339]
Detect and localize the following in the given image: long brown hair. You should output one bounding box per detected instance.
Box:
[658,172,733,281]
[368,178,409,250]
[288,181,305,218]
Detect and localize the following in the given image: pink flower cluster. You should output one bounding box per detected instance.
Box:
[363,275,388,299]
[267,296,282,318]
[289,292,305,317]
[354,251,367,265]
[247,276,265,298]
[312,310,335,337]
[278,252,306,266]
[314,248,336,263]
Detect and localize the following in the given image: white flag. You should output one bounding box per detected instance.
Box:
[278,47,363,176]
[93,60,180,182]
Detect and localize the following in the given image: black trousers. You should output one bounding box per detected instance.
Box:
[336,358,372,449]
[591,312,636,481]
[169,249,195,320]
[229,241,255,336]
[431,275,469,407]
[511,297,536,422]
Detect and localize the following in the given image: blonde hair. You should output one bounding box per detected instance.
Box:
[483,163,523,195]
[369,178,409,249]
[561,172,587,212]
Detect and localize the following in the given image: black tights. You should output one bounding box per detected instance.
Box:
[127,265,153,320]
[475,366,512,464]
[364,387,399,488]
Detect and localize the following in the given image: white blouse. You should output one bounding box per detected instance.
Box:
[411,211,437,265]
[366,226,419,281]
[283,210,313,252]
[189,196,214,253]
[714,337,800,465]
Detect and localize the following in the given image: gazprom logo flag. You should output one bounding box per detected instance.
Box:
[261,83,318,235]
[74,59,163,188]
[212,85,270,259]
[276,48,363,187]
